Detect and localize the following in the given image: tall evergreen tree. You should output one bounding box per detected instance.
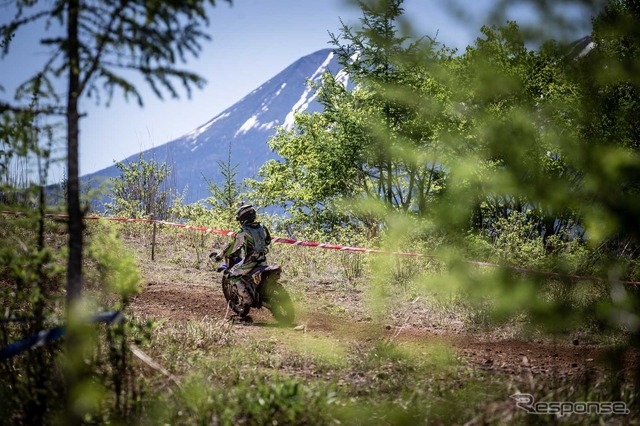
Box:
[1,0,230,307]
[1,1,230,422]
[205,144,245,227]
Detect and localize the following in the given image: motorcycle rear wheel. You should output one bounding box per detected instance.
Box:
[265,282,295,326]
[229,294,250,317]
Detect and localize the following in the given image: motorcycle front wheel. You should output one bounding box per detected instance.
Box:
[221,276,233,302]
[224,277,250,317]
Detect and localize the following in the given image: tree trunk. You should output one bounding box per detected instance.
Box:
[65,1,83,424]
[66,0,82,307]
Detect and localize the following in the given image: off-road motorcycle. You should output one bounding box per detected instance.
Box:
[212,254,295,326]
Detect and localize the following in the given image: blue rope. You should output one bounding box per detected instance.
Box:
[0,311,124,361]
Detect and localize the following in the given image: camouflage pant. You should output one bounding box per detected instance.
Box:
[229,259,265,303]
[229,259,261,277]
[229,260,266,281]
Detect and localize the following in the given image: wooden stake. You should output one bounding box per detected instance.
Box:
[151,220,157,261]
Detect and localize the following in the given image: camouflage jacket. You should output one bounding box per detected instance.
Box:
[222,222,271,263]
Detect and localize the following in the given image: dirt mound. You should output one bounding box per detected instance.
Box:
[131,281,274,324]
[131,281,228,322]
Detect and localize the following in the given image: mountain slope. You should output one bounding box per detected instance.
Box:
[84,48,347,203]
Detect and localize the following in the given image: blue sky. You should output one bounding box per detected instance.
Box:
[0,0,595,182]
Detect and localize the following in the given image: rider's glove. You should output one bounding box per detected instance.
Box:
[209,252,222,262]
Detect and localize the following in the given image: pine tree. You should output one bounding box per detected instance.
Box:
[204,144,245,227]
[0,0,230,305]
[1,1,230,422]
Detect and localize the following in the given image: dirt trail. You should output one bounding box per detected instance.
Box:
[130,281,272,323]
[130,280,638,379]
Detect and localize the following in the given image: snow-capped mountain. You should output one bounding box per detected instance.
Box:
[84,48,348,203]
[567,35,594,58]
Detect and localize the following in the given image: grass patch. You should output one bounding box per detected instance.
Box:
[276,329,350,369]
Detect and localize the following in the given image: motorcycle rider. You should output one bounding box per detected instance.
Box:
[212,204,271,306]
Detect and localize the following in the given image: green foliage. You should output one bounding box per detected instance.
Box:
[491,211,547,267]
[204,144,246,226]
[105,153,174,220]
[0,86,66,424]
[171,144,246,232]
[152,373,339,425]
[0,211,152,424]
[0,218,65,425]
[252,0,453,232]
[167,147,248,266]
[170,147,248,238]
[1,0,229,110]
[255,0,640,359]
[0,78,57,209]
[340,252,365,282]
[1,0,230,320]
[87,222,142,304]
[232,2,640,418]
